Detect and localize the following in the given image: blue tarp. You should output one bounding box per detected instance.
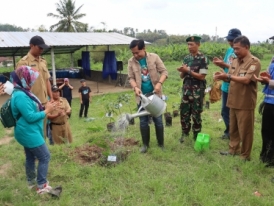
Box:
[82,51,91,77]
[0,74,8,83]
[49,69,80,78]
[102,51,117,80]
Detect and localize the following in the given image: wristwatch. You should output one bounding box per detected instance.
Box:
[227,74,231,82]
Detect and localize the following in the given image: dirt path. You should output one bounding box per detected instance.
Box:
[0,129,13,146]
[0,136,13,145]
[0,79,131,105]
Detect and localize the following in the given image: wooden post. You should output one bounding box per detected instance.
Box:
[70,53,74,68]
[13,55,16,70]
[51,47,56,85]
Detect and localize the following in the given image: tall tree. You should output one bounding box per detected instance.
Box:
[47,0,87,32]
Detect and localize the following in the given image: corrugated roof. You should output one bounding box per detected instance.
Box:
[0,32,141,56]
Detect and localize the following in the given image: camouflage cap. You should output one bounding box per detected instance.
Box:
[186,36,201,43]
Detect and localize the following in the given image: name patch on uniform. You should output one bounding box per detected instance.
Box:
[249,65,256,71]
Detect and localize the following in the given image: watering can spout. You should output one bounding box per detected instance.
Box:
[125,111,150,121]
[125,93,166,121]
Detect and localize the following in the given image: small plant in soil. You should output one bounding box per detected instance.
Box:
[104,102,117,131]
[116,94,135,125]
[172,102,180,117]
[163,95,172,126]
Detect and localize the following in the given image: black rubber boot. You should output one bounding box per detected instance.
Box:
[193,132,199,141]
[180,133,189,143]
[155,126,164,149]
[140,126,150,153]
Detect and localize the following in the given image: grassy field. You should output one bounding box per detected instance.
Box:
[0,54,273,206]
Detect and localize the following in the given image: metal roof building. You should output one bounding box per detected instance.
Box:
[0,32,140,84]
[0,32,138,56]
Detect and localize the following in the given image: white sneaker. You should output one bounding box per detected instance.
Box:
[27,180,36,190]
[36,181,52,194]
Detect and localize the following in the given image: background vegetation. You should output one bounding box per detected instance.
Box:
[0,53,273,205]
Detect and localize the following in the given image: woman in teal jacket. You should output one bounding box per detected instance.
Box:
[10,66,55,194]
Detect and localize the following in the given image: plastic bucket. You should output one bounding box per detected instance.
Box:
[194,133,210,152]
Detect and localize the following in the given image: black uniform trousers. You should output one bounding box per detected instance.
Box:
[260,103,274,165]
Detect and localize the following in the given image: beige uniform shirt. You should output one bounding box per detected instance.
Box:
[127,52,168,103]
[16,52,50,104]
[227,53,261,110]
[50,97,71,124]
[50,97,72,144]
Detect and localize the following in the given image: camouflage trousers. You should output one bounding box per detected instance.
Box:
[180,85,204,135]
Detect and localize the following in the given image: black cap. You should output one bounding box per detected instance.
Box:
[80,79,86,83]
[225,29,242,41]
[29,36,49,49]
[51,85,60,92]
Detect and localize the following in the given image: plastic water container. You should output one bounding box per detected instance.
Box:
[194,133,210,152]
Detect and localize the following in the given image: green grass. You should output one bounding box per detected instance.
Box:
[0,54,273,205]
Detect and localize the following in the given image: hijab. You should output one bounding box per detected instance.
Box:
[10,66,44,111]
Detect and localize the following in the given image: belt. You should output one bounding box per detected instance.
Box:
[51,122,66,125]
[184,81,200,86]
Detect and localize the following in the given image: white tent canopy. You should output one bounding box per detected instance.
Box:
[0,32,140,84]
[0,32,139,56]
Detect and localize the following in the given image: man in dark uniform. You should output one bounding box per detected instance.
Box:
[177,36,209,142]
[254,56,274,167]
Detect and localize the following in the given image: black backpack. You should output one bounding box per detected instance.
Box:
[0,93,20,128]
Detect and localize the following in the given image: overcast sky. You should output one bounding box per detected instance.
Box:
[0,0,273,43]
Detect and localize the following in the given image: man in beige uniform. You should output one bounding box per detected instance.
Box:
[47,85,72,144]
[214,36,261,161]
[16,36,53,138]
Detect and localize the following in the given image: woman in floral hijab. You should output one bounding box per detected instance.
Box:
[10,66,55,194]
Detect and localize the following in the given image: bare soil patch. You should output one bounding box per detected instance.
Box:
[0,136,13,145]
[72,137,139,166]
[110,137,139,151]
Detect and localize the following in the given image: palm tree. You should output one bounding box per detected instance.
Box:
[47,0,87,32]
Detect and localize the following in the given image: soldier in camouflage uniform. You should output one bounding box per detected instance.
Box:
[177,36,209,142]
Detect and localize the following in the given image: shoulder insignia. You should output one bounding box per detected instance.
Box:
[249,65,256,71]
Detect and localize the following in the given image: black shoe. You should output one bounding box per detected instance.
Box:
[180,133,189,143]
[140,145,148,153]
[220,151,239,156]
[265,164,274,168]
[158,145,165,151]
[220,151,232,155]
[221,134,230,140]
[193,132,199,141]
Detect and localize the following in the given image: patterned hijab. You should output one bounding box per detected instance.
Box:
[10,66,44,111]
